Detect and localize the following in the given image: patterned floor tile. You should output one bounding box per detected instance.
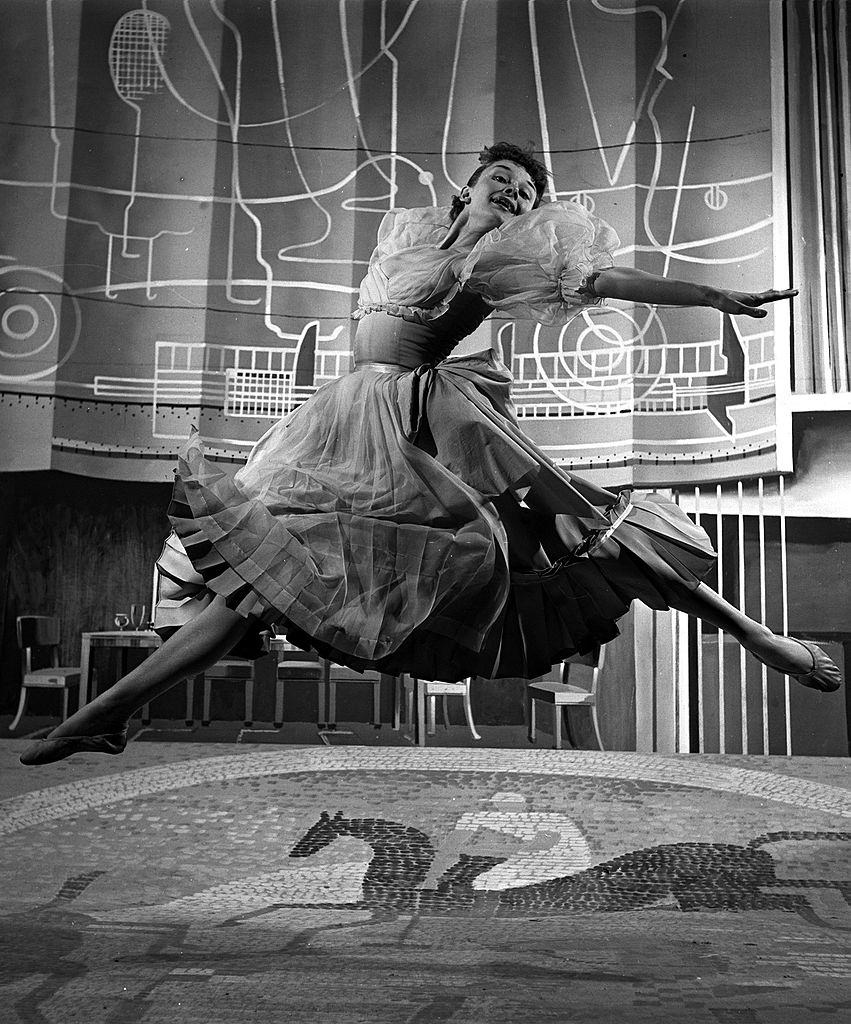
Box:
[1,741,849,1022]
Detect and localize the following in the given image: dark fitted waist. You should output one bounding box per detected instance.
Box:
[352,311,437,369]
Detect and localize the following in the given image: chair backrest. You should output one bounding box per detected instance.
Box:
[17,615,60,648]
[16,615,61,673]
[563,643,606,694]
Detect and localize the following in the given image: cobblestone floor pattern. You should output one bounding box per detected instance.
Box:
[1,741,850,1023]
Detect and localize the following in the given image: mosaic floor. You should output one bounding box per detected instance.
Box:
[1,741,850,1023]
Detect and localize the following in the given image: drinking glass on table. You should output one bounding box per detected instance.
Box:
[130,604,147,630]
[114,613,130,631]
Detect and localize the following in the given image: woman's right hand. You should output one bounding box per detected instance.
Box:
[708,287,798,318]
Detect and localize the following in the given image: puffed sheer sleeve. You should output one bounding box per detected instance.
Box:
[458,201,620,324]
[357,206,465,318]
[372,207,451,260]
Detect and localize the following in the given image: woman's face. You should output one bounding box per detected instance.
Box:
[461,160,538,229]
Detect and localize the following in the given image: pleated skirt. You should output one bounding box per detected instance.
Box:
[156,350,715,682]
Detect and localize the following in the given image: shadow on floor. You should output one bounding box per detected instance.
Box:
[1,714,572,750]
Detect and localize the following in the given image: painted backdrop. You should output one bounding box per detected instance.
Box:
[0,0,789,485]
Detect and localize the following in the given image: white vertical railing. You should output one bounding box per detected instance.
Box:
[676,608,690,753]
[758,478,769,753]
[680,477,791,755]
[694,486,704,753]
[716,483,726,753]
[737,480,748,753]
[780,476,792,755]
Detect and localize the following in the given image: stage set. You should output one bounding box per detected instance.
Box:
[1,0,850,1021]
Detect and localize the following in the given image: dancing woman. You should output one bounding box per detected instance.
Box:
[21,143,840,765]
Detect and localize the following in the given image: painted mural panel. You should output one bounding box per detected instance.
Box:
[0,0,789,484]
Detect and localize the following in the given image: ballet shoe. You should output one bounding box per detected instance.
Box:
[785,639,842,693]
[19,730,128,766]
[758,638,841,693]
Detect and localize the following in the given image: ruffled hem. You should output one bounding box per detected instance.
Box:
[156,479,712,680]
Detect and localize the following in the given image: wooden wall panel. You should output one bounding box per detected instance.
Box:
[0,472,171,713]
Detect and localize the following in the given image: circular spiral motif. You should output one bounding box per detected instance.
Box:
[2,303,39,342]
[0,265,81,381]
[532,306,669,413]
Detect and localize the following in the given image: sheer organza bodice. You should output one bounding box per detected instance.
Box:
[351,201,621,370]
[354,202,621,328]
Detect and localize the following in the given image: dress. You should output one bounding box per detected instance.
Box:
[156,202,715,681]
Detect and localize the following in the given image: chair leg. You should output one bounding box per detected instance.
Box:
[427,695,436,736]
[373,678,382,727]
[318,661,328,727]
[591,706,605,751]
[564,708,578,749]
[8,688,28,732]
[406,683,413,732]
[141,702,151,726]
[244,678,254,727]
[274,677,285,729]
[61,688,70,722]
[392,675,402,730]
[202,679,212,726]
[185,676,195,727]
[328,679,337,729]
[415,678,426,748]
[527,693,536,744]
[462,684,481,741]
[553,706,563,750]
[441,695,450,730]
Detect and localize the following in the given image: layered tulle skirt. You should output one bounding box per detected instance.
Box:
[156,351,715,681]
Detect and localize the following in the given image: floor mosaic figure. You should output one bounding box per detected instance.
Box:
[289,812,851,922]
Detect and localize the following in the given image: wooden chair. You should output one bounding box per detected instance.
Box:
[274,641,332,728]
[394,676,481,742]
[141,676,196,728]
[9,616,80,731]
[202,656,277,727]
[527,645,606,750]
[328,665,385,728]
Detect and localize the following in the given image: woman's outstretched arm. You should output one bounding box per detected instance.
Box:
[592,266,796,318]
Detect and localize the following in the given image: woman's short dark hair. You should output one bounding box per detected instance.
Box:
[449,142,550,221]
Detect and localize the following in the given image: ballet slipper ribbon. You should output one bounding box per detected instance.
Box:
[602,499,635,539]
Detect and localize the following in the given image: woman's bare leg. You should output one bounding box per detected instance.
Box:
[46,596,257,739]
[666,581,820,675]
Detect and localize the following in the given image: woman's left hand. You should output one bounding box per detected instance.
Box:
[709,287,798,318]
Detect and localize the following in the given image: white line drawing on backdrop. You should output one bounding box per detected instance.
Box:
[0,0,780,473]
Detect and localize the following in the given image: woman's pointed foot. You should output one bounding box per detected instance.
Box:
[19,729,128,766]
[787,639,842,693]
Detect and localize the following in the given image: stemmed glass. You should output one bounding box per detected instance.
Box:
[130,604,147,631]
[114,613,130,631]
